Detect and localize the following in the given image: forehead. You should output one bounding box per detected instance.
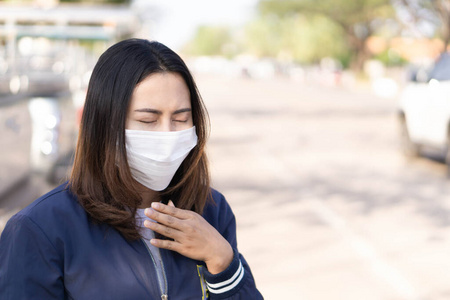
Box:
[130,72,191,109]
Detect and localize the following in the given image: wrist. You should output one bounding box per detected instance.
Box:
[205,243,233,274]
[203,248,247,298]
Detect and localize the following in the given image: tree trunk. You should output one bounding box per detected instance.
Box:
[443,17,450,52]
[346,29,370,72]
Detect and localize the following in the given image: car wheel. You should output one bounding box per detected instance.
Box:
[399,116,420,158]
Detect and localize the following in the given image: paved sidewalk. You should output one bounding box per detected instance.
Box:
[198,74,450,300]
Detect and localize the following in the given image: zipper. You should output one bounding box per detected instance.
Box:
[141,238,168,300]
[197,265,208,300]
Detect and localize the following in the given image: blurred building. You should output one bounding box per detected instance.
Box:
[0,1,141,196]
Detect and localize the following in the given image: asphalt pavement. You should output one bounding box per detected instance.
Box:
[199,74,450,300]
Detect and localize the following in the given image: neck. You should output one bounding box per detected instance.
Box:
[137,185,161,208]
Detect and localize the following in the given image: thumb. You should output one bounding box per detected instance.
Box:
[168,200,175,207]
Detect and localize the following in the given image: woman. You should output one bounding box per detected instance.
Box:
[0,39,263,299]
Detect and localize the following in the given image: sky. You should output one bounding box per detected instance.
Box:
[131,0,259,50]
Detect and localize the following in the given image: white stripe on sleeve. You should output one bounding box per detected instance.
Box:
[206,260,245,294]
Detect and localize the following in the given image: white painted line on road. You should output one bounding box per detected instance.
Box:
[309,198,420,300]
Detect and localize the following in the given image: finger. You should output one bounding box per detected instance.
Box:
[151,202,190,219]
[145,208,182,229]
[144,220,181,240]
[150,238,180,252]
[168,200,175,207]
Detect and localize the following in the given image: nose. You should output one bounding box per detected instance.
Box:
[158,118,176,132]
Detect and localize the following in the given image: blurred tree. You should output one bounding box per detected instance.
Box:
[395,0,450,52]
[258,0,395,70]
[244,15,282,58]
[183,25,238,57]
[245,14,349,65]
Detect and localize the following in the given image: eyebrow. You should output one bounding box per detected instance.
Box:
[173,108,192,115]
[134,108,192,115]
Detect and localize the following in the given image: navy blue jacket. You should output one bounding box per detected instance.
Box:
[0,183,263,299]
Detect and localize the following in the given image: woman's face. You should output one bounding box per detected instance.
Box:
[126,72,193,132]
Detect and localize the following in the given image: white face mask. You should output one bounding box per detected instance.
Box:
[125,126,198,191]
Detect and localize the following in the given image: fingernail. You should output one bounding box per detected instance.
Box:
[144,220,151,227]
[152,202,160,209]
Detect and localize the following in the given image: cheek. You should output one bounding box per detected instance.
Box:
[125,118,147,131]
[125,117,136,130]
[125,109,134,129]
[125,119,131,130]
[174,120,193,131]
[187,115,194,127]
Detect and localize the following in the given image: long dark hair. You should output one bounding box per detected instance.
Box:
[70,39,210,240]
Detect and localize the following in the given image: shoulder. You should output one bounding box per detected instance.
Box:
[209,188,226,206]
[18,182,82,218]
[202,188,236,229]
[203,188,231,215]
[6,182,86,238]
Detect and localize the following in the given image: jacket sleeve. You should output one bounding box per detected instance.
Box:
[0,214,65,300]
[202,192,264,300]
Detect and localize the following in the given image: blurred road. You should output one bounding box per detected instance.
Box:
[1,75,450,300]
[199,75,450,300]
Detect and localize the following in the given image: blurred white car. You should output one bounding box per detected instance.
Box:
[398,52,450,172]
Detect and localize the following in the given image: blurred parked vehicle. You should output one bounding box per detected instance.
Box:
[0,3,140,200]
[0,93,77,200]
[398,52,450,173]
[28,96,77,184]
[0,40,81,199]
[0,95,32,197]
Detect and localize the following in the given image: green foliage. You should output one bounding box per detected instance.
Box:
[257,0,395,70]
[281,15,349,64]
[259,0,393,26]
[244,15,282,58]
[244,13,350,64]
[183,25,238,57]
[373,48,408,66]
